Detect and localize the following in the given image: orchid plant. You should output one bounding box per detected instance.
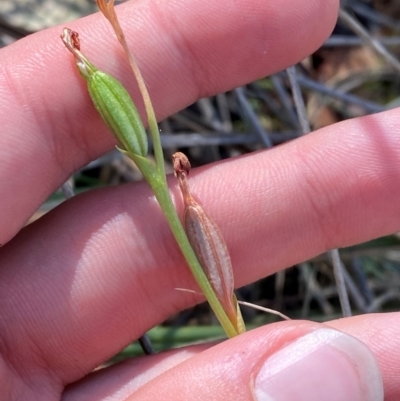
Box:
[61,0,245,338]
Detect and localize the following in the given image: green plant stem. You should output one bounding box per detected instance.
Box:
[150,126,167,183]
[123,51,166,180]
[131,155,237,337]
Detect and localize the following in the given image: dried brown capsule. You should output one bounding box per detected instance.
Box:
[173,153,244,332]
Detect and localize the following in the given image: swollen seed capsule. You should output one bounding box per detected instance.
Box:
[172,152,241,331]
[87,71,148,157]
[184,200,237,324]
[61,28,147,157]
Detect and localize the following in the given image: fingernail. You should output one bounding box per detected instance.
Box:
[253,328,383,401]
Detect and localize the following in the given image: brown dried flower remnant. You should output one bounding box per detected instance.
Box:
[70,30,80,50]
[172,152,191,177]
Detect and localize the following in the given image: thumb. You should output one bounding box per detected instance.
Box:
[250,325,382,401]
[134,323,383,401]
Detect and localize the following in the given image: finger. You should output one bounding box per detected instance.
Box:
[328,312,400,401]
[63,345,211,401]
[63,322,383,401]
[0,0,339,244]
[1,108,400,386]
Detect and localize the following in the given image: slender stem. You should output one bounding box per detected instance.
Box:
[329,249,352,317]
[118,43,165,177]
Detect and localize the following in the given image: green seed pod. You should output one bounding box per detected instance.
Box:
[61,28,147,157]
[87,70,148,157]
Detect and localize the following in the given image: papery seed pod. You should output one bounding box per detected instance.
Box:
[184,198,238,326]
[61,28,148,157]
[173,152,244,332]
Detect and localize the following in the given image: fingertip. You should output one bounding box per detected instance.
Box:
[252,327,383,401]
[128,322,382,401]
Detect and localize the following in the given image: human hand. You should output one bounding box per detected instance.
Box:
[0,0,399,400]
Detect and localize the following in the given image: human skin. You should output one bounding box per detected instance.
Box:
[0,0,399,400]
